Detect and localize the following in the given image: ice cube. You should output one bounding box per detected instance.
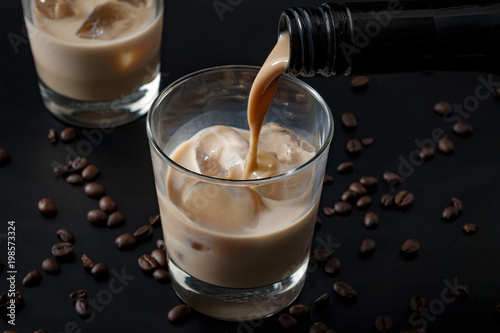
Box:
[34,0,75,20]
[76,2,134,40]
[195,126,249,179]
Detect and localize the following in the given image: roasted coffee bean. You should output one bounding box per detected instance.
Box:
[451,197,463,212]
[22,269,42,287]
[41,258,60,274]
[81,254,95,269]
[401,239,420,254]
[81,164,100,181]
[375,315,393,332]
[410,295,426,312]
[48,128,58,144]
[66,173,84,185]
[346,139,362,154]
[324,256,342,276]
[362,137,374,146]
[309,322,328,333]
[87,209,107,225]
[138,254,158,272]
[314,293,330,310]
[360,238,376,255]
[380,194,395,208]
[364,212,379,229]
[438,138,454,154]
[91,262,108,279]
[84,182,105,198]
[133,224,153,241]
[394,190,414,207]
[156,239,166,250]
[359,176,378,188]
[334,281,358,299]
[463,223,478,235]
[3,330,18,333]
[341,112,357,129]
[452,122,473,136]
[278,313,298,330]
[56,228,74,243]
[312,248,332,262]
[53,162,71,177]
[33,330,48,333]
[433,101,452,115]
[442,206,459,221]
[341,189,357,202]
[38,198,57,216]
[75,298,92,317]
[383,172,400,185]
[1,291,23,309]
[70,289,87,302]
[451,286,468,299]
[107,211,125,228]
[356,195,372,210]
[99,195,116,212]
[115,233,136,250]
[71,156,88,172]
[52,242,74,257]
[323,206,335,216]
[323,173,334,185]
[334,201,352,215]
[151,248,168,267]
[337,161,354,174]
[60,127,77,142]
[349,182,367,196]
[419,146,435,161]
[168,304,191,324]
[153,268,171,282]
[0,148,11,166]
[149,214,161,227]
[316,215,323,230]
[351,75,370,88]
[289,304,310,318]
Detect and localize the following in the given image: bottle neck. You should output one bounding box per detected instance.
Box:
[279,1,500,77]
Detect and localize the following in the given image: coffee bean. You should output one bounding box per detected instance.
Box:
[324,256,341,275]
[0,148,11,166]
[451,286,468,299]
[66,173,84,185]
[337,161,354,174]
[341,112,357,129]
[56,228,74,243]
[356,195,372,209]
[48,128,58,144]
[380,194,395,208]
[151,248,168,267]
[364,212,379,229]
[52,242,74,257]
[69,289,87,302]
[316,216,323,230]
[38,198,57,216]
[91,262,108,279]
[322,174,334,186]
[360,238,376,255]
[87,209,107,225]
[22,269,42,287]
[410,295,426,312]
[156,239,166,250]
[314,293,330,310]
[278,313,298,330]
[289,304,310,318]
[71,156,88,172]
[81,164,100,181]
[84,182,105,198]
[351,75,370,88]
[309,322,328,333]
[383,172,400,185]
[168,304,191,324]
[115,233,136,250]
[99,195,116,212]
[362,137,374,146]
[401,239,420,254]
[463,223,478,235]
[346,139,362,154]
[433,101,452,115]
[334,201,352,215]
[3,330,18,333]
[375,315,393,332]
[419,146,435,161]
[153,268,171,282]
[133,224,153,241]
[442,206,459,221]
[451,197,463,212]
[359,176,378,188]
[138,254,158,272]
[53,162,71,177]
[323,206,335,216]
[394,190,414,207]
[341,189,357,202]
[349,182,367,196]
[312,248,332,262]
[33,330,48,333]
[452,122,473,136]
[107,211,125,228]
[60,127,77,142]
[438,138,454,154]
[149,214,161,227]
[81,254,95,269]
[41,258,60,274]
[1,291,23,310]
[495,302,500,314]
[75,298,92,317]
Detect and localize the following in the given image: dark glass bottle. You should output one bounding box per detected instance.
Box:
[279,1,500,77]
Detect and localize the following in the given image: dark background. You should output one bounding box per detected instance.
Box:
[1,0,500,332]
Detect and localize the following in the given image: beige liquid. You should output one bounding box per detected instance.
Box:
[27,0,162,101]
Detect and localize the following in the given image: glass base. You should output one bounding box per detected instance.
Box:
[38,70,161,128]
[168,258,308,321]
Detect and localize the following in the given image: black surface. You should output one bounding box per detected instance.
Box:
[2,1,500,332]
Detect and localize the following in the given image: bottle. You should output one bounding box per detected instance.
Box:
[279,1,500,77]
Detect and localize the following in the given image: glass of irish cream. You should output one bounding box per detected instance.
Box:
[21,0,163,127]
[147,65,334,321]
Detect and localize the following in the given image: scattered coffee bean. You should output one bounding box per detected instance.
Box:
[383,172,400,185]
[138,254,158,272]
[349,182,367,196]
[71,156,88,172]
[56,228,74,243]
[341,112,357,129]
[442,206,459,221]
[0,148,11,166]
[309,321,328,333]
[381,194,395,208]
[410,295,426,312]
[99,195,116,212]
[81,164,100,181]
[362,137,374,146]
[463,223,478,235]
[451,286,468,299]
[337,161,354,174]
[22,269,42,287]
[151,248,168,267]
[33,330,48,333]
[312,248,332,262]
[53,162,71,177]
[364,212,379,229]
[41,258,60,274]
[153,268,171,282]
[48,128,58,144]
[66,173,84,185]
[375,315,393,332]
[346,139,362,154]
[278,313,298,330]
[341,189,357,202]
[323,206,335,216]
[289,304,310,318]
[401,239,420,254]
[107,211,125,228]
[438,138,454,154]
[156,239,166,250]
[168,304,191,324]
[351,75,370,88]
[133,224,153,241]
[91,262,108,279]
[433,101,452,115]
[75,298,92,317]
[419,146,435,161]
[314,293,330,310]
[323,173,334,185]
[394,190,414,207]
[360,238,376,255]
[324,256,342,276]
[452,122,473,136]
[38,198,57,216]
[84,182,105,198]
[81,254,95,270]
[149,214,161,227]
[51,242,74,258]
[115,233,136,250]
[356,195,372,209]
[334,201,352,215]
[69,289,87,303]
[451,197,463,212]
[1,291,23,310]
[87,209,107,225]
[359,176,378,188]
[60,127,77,142]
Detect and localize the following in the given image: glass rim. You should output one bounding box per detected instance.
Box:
[146,64,334,185]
